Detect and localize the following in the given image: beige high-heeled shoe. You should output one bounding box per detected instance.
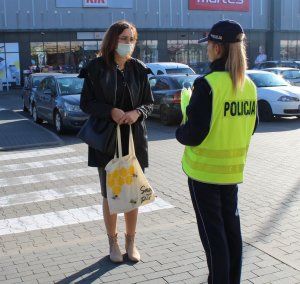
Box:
[107,233,123,263]
[125,233,140,262]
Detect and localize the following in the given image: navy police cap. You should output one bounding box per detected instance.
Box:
[198,19,244,44]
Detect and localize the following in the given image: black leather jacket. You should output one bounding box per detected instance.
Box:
[80,57,154,168]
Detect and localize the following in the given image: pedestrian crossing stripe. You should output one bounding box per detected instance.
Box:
[0,156,87,173]
[0,168,96,187]
[0,146,75,161]
[0,146,174,237]
[0,198,173,236]
[0,183,100,207]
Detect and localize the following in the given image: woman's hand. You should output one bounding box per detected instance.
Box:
[111,108,126,124]
[121,110,140,125]
[111,108,141,125]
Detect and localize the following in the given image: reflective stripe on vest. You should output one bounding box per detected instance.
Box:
[191,146,249,159]
[182,72,257,184]
[183,148,245,174]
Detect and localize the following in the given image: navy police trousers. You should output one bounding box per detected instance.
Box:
[188,178,242,284]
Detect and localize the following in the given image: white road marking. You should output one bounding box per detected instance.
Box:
[0,146,75,161]
[0,183,100,207]
[0,147,174,237]
[0,156,87,172]
[0,197,174,235]
[0,168,96,187]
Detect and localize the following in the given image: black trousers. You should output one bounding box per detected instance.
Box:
[188,178,242,284]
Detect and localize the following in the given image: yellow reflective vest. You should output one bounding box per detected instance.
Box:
[181,87,192,123]
[182,72,257,184]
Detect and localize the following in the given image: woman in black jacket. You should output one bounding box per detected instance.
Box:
[80,20,154,263]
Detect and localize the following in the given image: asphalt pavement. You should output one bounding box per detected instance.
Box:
[0,89,300,284]
[0,89,63,151]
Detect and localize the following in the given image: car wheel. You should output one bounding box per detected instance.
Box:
[32,104,43,124]
[54,111,65,134]
[258,101,273,122]
[160,105,172,125]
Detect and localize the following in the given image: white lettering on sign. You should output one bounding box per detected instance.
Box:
[83,0,108,8]
[190,0,248,11]
[197,0,244,3]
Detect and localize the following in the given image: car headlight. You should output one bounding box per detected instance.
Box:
[277,95,300,102]
[64,102,82,112]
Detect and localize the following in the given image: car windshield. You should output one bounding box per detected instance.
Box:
[166,68,195,75]
[172,75,198,89]
[58,77,84,95]
[282,70,300,79]
[32,76,46,88]
[247,73,289,87]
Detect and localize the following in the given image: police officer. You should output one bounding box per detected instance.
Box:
[176,20,258,284]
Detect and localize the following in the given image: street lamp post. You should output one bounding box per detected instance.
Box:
[41,32,45,72]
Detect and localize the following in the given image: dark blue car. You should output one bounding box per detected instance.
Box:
[149,74,199,125]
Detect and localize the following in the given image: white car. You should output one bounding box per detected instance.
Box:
[246,70,300,121]
[146,62,195,76]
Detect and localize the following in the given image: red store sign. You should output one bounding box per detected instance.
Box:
[189,0,249,12]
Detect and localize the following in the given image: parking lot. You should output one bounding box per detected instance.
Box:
[0,89,300,283]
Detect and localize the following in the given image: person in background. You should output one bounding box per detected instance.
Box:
[80,20,154,263]
[254,45,267,65]
[176,20,258,284]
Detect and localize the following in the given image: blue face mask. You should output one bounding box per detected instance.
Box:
[116,43,134,57]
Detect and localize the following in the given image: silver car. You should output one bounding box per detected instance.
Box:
[22,73,60,115]
[31,74,88,134]
[262,67,300,86]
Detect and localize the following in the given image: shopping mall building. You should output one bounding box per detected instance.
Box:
[0,0,299,85]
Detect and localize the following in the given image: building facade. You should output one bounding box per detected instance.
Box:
[0,0,299,85]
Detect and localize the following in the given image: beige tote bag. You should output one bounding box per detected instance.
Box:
[105,125,155,214]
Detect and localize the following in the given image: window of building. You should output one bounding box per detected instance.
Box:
[280,39,300,60]
[136,40,158,63]
[30,40,101,73]
[0,42,21,86]
[280,40,288,60]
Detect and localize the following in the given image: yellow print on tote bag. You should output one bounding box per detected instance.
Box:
[105,125,155,214]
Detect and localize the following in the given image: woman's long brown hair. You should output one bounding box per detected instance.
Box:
[100,20,137,67]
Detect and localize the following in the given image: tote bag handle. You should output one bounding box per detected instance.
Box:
[115,125,135,158]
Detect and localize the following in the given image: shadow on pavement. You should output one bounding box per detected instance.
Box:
[254,179,300,240]
[0,110,63,151]
[256,117,300,133]
[55,256,135,284]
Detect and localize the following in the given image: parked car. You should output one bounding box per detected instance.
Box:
[22,73,60,114]
[149,74,199,125]
[146,62,195,76]
[246,70,300,121]
[262,67,300,86]
[31,74,88,134]
[252,60,300,70]
[190,61,211,76]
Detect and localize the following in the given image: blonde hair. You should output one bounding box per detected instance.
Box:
[225,33,248,91]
